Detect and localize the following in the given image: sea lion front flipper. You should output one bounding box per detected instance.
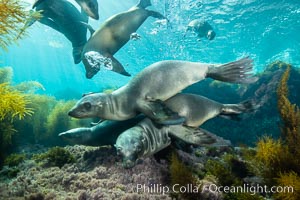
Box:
[79,21,95,37]
[147,10,166,19]
[169,126,216,145]
[139,100,185,125]
[40,17,61,32]
[110,56,131,76]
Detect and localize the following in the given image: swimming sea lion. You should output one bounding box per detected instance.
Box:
[58,116,144,146]
[164,93,257,128]
[82,0,166,78]
[68,57,257,125]
[74,0,99,20]
[32,0,95,64]
[115,118,230,168]
[185,19,216,40]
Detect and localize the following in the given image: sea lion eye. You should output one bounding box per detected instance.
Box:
[83,102,92,110]
[115,146,122,155]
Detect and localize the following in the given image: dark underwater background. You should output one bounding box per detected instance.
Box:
[1,0,300,199]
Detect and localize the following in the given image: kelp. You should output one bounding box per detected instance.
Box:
[246,64,300,199]
[0,0,42,50]
[0,0,27,50]
[0,67,13,83]
[0,82,33,121]
[277,65,300,160]
[0,81,33,166]
[275,172,300,200]
[33,146,75,168]
[169,152,199,200]
[15,81,46,93]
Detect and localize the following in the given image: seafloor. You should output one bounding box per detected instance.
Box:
[0,145,224,200]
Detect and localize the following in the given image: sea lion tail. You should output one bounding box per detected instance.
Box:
[137,0,152,8]
[207,57,258,84]
[220,99,259,121]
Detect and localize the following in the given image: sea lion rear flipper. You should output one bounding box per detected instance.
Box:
[219,99,259,120]
[139,100,185,125]
[169,126,216,145]
[110,56,131,76]
[207,57,258,84]
[73,46,83,64]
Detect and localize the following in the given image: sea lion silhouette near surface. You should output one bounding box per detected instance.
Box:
[82,0,166,78]
[68,57,257,125]
[185,19,216,40]
[32,0,97,64]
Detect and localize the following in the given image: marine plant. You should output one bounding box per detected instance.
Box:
[169,151,199,200]
[0,81,33,166]
[0,67,13,83]
[32,146,75,168]
[250,136,292,185]
[4,153,26,167]
[14,94,57,144]
[246,64,300,199]
[45,100,91,144]
[275,172,300,200]
[15,81,46,93]
[0,82,33,121]
[0,82,33,143]
[277,65,300,164]
[205,154,246,187]
[0,0,29,50]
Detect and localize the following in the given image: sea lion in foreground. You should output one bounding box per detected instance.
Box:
[184,19,216,40]
[115,93,255,168]
[32,0,96,64]
[115,118,230,168]
[58,116,145,146]
[82,0,166,78]
[68,57,257,125]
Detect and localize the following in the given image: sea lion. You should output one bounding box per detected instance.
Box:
[68,57,257,125]
[164,93,257,128]
[115,118,230,168]
[74,0,99,20]
[32,0,95,64]
[58,116,144,146]
[82,0,166,78]
[185,19,216,40]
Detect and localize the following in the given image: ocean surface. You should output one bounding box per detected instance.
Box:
[1,0,300,98]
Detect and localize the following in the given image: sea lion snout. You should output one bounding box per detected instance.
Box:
[68,109,76,117]
[207,30,216,40]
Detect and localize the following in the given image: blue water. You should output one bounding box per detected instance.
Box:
[1,0,300,98]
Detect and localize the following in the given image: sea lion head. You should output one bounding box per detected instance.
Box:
[206,30,216,40]
[76,0,99,20]
[115,127,145,169]
[68,92,110,119]
[83,51,113,79]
